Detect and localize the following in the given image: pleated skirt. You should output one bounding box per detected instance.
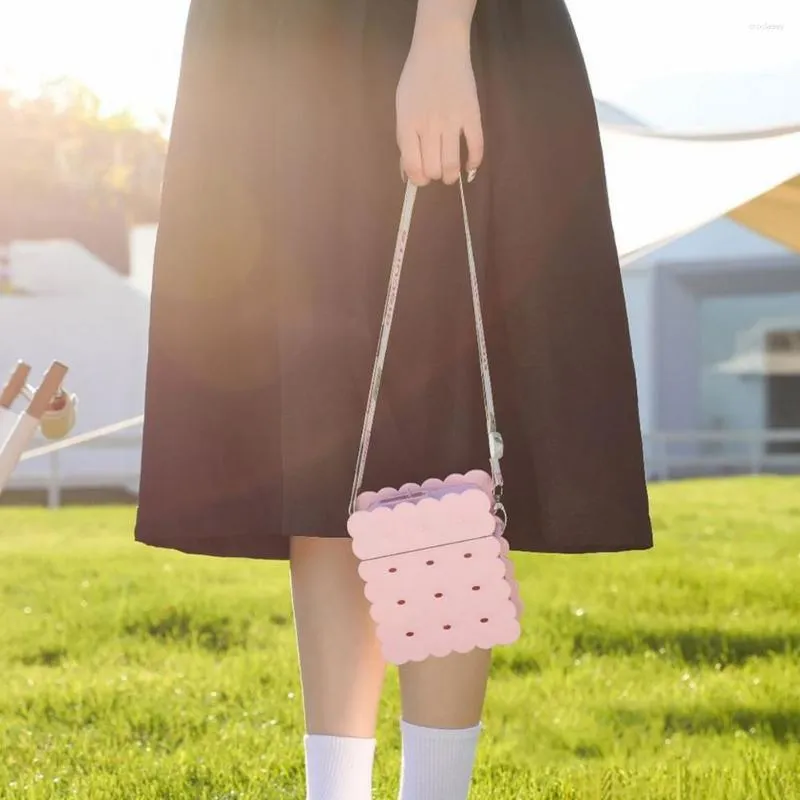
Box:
[135,0,653,560]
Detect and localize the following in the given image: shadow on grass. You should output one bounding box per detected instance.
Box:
[122,606,252,652]
[609,705,800,745]
[491,651,543,677]
[664,708,800,744]
[18,646,68,667]
[572,624,800,665]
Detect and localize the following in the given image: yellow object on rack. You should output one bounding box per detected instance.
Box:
[39,392,78,441]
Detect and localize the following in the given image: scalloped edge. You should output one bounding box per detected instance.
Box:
[354,469,494,512]
[384,617,523,664]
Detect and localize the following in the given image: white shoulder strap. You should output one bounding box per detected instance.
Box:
[349,175,504,514]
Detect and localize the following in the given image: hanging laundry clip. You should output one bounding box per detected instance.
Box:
[0,361,76,494]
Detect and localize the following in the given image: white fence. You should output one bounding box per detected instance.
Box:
[4,428,800,509]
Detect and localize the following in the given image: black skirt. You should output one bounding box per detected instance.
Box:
[135,0,653,560]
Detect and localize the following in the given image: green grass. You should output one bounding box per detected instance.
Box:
[1,477,799,799]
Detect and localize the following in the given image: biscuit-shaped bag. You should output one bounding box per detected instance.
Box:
[347,178,522,665]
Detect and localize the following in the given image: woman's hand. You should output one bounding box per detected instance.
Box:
[396,1,483,186]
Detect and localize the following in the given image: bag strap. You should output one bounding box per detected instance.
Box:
[349,174,504,515]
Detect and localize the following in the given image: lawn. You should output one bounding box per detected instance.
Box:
[1,477,799,799]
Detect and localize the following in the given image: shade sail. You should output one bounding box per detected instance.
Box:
[727,175,800,254]
[598,123,800,265]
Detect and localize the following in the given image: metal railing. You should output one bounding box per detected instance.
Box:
[643,429,800,480]
[7,432,141,508]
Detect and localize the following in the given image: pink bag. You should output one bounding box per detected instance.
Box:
[347,177,523,665]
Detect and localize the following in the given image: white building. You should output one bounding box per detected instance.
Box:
[0,240,147,502]
[623,219,800,478]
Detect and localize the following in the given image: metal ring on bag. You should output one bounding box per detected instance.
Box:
[494,501,508,532]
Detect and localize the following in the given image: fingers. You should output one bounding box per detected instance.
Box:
[463,116,484,175]
[398,129,428,186]
[420,128,443,183]
[441,130,461,185]
[399,121,484,186]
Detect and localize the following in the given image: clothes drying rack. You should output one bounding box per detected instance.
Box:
[0,361,77,495]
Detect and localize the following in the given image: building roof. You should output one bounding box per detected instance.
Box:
[594,100,649,128]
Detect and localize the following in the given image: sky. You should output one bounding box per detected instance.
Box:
[0,0,798,132]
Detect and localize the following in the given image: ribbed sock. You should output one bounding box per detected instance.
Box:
[398,720,482,800]
[303,734,376,800]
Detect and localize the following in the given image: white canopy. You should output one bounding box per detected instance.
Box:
[599,122,800,265]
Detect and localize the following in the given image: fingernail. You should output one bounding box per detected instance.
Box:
[467,168,477,183]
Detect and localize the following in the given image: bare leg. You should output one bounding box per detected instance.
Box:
[399,648,492,729]
[290,536,386,799]
[290,536,386,736]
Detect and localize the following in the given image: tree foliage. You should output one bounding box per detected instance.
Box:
[0,78,167,272]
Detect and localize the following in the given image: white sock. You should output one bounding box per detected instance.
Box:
[303,734,376,800]
[398,720,482,800]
